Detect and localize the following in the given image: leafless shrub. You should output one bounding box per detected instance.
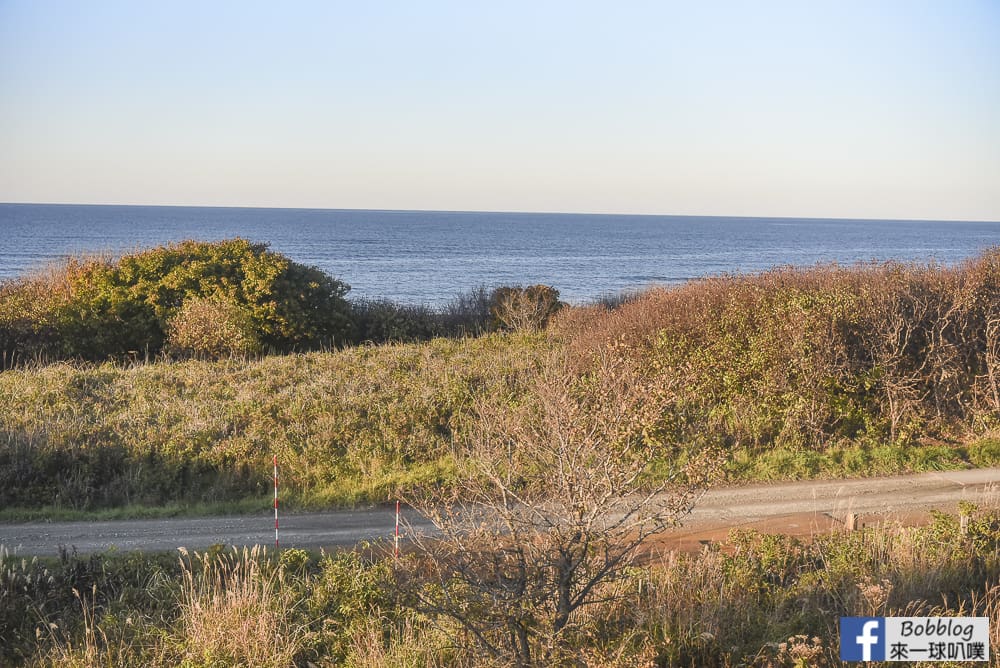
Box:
[404,345,721,665]
[490,285,563,332]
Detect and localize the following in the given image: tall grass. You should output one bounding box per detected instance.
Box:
[168,546,312,667]
[0,333,550,510]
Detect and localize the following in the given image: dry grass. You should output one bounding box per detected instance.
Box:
[164,546,313,667]
[344,616,452,668]
[34,585,129,668]
[30,546,317,668]
[14,506,1000,667]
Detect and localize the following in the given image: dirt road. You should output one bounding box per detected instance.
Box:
[1,468,996,556]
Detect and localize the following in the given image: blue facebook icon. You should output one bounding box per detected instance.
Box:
[841,617,885,661]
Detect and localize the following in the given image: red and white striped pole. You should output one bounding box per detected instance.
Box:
[394,500,400,560]
[273,454,279,550]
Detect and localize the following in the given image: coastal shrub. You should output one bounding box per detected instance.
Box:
[166,294,261,359]
[350,298,439,343]
[557,250,1000,458]
[0,239,353,362]
[489,284,563,331]
[439,284,493,335]
[350,285,517,344]
[0,242,534,359]
[0,260,89,367]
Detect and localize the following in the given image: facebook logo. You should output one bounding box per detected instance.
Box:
[841,615,989,662]
[841,617,885,661]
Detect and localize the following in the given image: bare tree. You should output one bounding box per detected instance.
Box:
[860,277,935,443]
[402,345,719,666]
[490,285,563,332]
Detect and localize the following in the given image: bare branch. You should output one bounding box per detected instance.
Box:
[401,345,722,664]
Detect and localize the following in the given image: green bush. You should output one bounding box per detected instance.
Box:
[968,437,1000,467]
[350,298,439,343]
[0,239,352,362]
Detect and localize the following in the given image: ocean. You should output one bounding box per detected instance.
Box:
[1,203,997,305]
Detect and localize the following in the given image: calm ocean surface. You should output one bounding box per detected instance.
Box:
[1,203,997,305]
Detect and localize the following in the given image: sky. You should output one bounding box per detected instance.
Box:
[1,1,998,220]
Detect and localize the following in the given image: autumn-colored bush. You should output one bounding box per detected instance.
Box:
[166,294,261,359]
[0,259,95,368]
[555,249,1000,458]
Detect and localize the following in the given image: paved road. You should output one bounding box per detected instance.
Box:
[1,468,996,556]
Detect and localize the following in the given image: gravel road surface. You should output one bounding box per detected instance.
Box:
[1,468,996,556]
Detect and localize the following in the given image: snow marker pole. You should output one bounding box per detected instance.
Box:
[274,454,279,550]
[394,500,400,560]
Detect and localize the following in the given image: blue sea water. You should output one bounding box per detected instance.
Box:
[0,203,997,306]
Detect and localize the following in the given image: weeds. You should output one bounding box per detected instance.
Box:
[165,546,312,667]
[11,509,997,666]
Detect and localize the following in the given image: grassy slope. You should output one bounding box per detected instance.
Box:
[0,333,549,514]
[4,253,1000,518]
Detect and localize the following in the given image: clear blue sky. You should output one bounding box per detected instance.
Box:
[1,1,998,219]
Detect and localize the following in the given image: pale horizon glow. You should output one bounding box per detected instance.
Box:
[1,1,998,221]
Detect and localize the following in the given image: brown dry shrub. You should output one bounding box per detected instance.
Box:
[489,284,563,331]
[552,250,1000,450]
[166,294,261,359]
